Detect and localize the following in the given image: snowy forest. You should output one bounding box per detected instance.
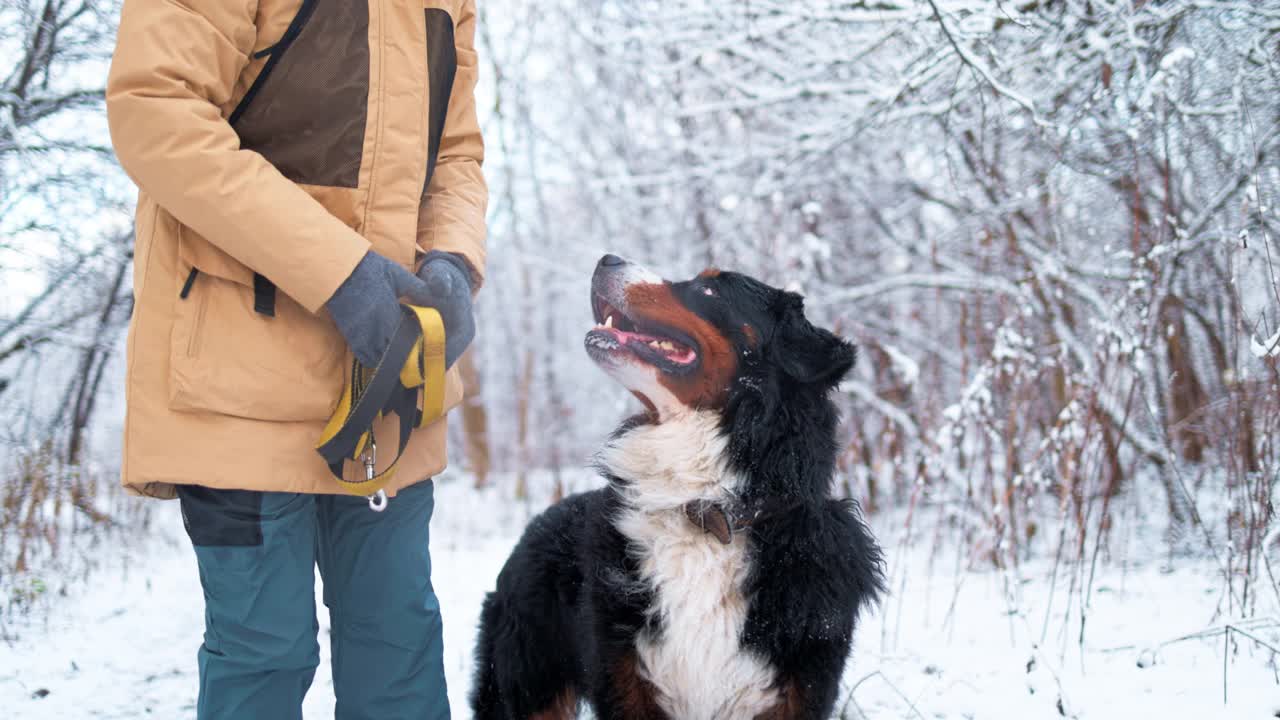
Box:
[2,0,1279,717]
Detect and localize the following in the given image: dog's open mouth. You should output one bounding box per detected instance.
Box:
[587,294,699,369]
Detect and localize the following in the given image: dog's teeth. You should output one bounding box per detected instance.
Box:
[604,315,614,328]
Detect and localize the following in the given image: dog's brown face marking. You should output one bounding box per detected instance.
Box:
[622,281,737,409]
[586,258,744,417]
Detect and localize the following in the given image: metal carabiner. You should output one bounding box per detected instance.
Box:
[361,441,378,481]
[360,442,387,512]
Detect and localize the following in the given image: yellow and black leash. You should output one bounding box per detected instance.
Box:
[315,304,447,511]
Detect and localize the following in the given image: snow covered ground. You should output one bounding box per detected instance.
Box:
[1,473,1277,719]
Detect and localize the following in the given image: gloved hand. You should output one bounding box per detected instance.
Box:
[415,250,475,369]
[327,251,440,368]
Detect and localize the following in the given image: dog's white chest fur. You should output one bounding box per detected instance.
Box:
[603,412,780,720]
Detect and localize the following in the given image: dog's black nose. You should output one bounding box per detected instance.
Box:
[598,254,626,268]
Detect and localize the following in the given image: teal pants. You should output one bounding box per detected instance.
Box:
[176,480,449,720]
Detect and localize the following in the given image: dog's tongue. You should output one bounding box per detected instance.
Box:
[606,328,696,364]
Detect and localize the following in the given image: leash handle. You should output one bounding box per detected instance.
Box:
[315,304,448,499]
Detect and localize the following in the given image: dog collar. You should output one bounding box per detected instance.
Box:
[683,500,738,544]
[682,497,808,544]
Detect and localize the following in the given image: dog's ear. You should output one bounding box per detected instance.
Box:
[770,292,856,386]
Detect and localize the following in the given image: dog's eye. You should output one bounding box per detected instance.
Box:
[701,286,716,297]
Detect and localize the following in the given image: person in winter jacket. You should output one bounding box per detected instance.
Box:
[105,0,487,717]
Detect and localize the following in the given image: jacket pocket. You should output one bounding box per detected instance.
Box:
[169,229,345,421]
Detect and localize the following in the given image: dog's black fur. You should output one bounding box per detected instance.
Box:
[471,265,884,719]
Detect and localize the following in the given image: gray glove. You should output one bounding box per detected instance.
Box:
[415,251,475,369]
[327,251,439,368]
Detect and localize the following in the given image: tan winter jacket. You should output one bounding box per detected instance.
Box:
[106,0,487,498]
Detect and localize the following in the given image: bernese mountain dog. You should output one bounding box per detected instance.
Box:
[471,255,884,720]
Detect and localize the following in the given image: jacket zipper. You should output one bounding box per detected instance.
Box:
[227,0,320,127]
